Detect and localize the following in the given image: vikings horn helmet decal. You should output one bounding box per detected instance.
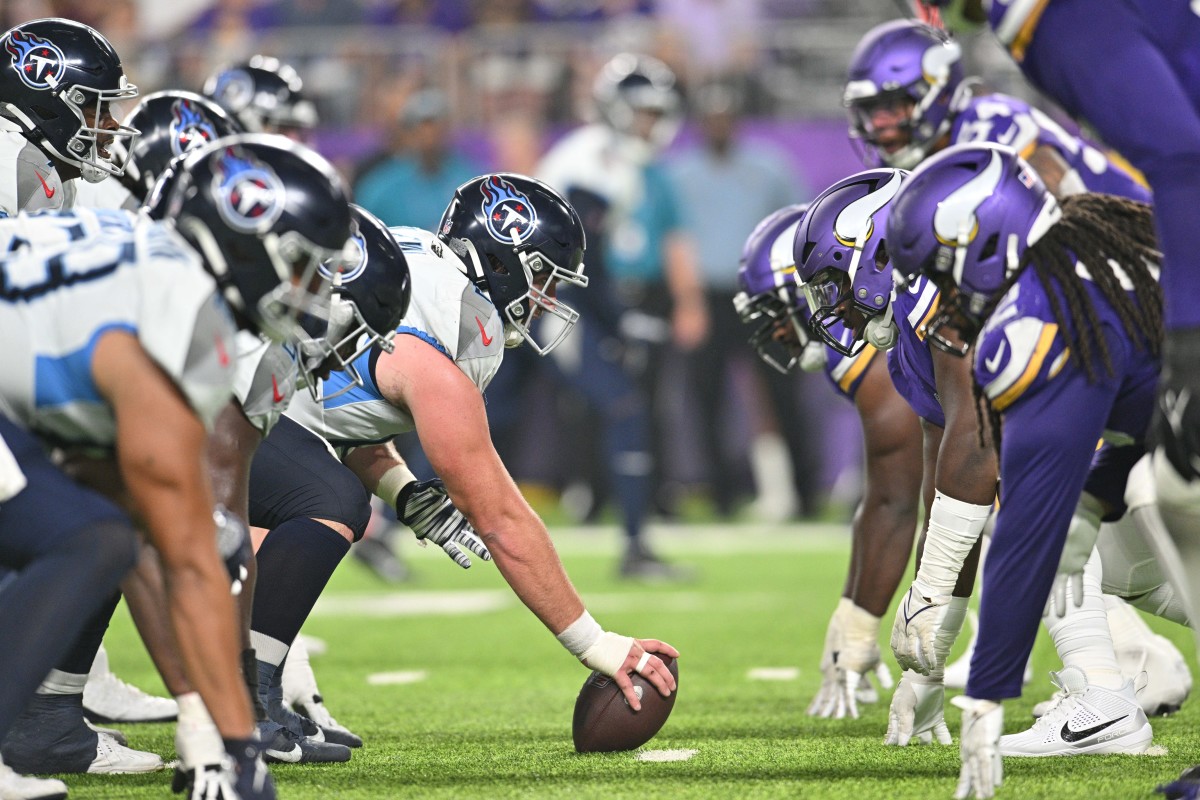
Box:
[481,175,539,245]
[833,170,905,256]
[4,28,66,90]
[933,147,1003,247]
[213,145,286,234]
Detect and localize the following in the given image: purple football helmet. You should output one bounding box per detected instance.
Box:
[888,142,1062,354]
[794,169,907,357]
[844,20,966,170]
[734,204,825,374]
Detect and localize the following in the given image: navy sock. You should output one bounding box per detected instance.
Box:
[251,518,350,655]
[54,591,120,676]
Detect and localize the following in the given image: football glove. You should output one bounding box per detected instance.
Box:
[953,696,1004,799]
[1044,494,1102,618]
[885,671,951,746]
[891,583,953,674]
[172,762,239,800]
[397,478,491,569]
[213,505,252,596]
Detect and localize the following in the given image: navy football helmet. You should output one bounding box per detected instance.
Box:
[437,173,587,355]
[202,55,318,137]
[593,53,682,155]
[315,205,412,400]
[0,18,139,182]
[146,134,354,345]
[118,91,242,203]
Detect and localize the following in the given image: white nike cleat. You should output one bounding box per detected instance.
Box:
[83,647,177,724]
[1118,632,1192,716]
[1001,666,1152,756]
[87,733,165,774]
[0,756,67,800]
[83,720,126,747]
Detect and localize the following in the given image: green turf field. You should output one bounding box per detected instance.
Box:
[73,522,1200,799]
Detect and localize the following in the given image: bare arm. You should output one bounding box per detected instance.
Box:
[662,231,708,351]
[848,357,924,616]
[373,336,585,633]
[93,330,253,738]
[931,346,998,505]
[1026,143,1086,198]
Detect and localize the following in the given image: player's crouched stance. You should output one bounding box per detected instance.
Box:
[888,143,1163,798]
[244,174,677,732]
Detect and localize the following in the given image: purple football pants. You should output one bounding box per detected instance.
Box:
[1019,0,1200,329]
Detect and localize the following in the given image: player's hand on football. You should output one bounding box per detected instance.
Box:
[884,670,951,746]
[953,696,1003,799]
[397,478,491,569]
[613,639,679,711]
[891,583,953,674]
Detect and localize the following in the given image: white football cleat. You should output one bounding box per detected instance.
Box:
[1105,597,1192,716]
[1118,632,1192,716]
[83,720,126,747]
[1001,666,1152,756]
[87,733,165,774]
[0,755,67,800]
[83,647,177,724]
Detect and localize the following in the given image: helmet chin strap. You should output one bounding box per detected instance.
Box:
[864,300,897,350]
[799,341,828,373]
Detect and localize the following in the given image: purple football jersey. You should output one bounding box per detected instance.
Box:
[950,94,1151,203]
[886,274,944,427]
[820,319,880,401]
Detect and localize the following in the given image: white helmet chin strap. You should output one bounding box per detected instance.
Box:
[864,299,897,351]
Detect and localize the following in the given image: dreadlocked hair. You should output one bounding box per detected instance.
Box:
[971,193,1162,453]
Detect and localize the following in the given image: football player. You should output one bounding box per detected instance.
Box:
[845,18,1190,721]
[888,141,1164,799]
[0,134,351,799]
[244,174,677,743]
[0,18,138,217]
[537,54,705,577]
[908,17,1200,783]
[734,204,922,723]
[203,56,318,142]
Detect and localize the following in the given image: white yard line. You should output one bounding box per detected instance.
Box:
[636,749,698,762]
[747,667,801,681]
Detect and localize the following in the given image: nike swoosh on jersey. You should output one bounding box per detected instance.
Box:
[1060,714,1128,743]
[271,374,284,403]
[984,338,1008,373]
[35,171,55,199]
[476,316,493,346]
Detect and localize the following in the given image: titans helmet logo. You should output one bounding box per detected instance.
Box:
[212,146,285,233]
[210,69,255,112]
[480,175,537,245]
[319,229,367,283]
[4,29,67,91]
[170,99,221,157]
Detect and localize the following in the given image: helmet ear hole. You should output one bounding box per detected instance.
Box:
[978,233,999,263]
[486,252,509,276]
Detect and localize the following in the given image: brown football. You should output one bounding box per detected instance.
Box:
[572,655,678,753]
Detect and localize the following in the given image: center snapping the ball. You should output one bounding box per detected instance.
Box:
[572,655,678,753]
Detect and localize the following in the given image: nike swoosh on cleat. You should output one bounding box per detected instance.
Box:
[264,743,301,763]
[1060,714,1128,743]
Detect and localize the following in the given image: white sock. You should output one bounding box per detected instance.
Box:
[38,669,87,695]
[250,631,290,669]
[1043,550,1124,690]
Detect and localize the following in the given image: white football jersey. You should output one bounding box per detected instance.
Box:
[232,331,299,437]
[284,226,505,447]
[0,117,77,216]
[73,175,139,211]
[0,207,237,447]
[538,123,645,225]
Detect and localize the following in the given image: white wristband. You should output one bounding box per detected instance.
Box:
[555,610,603,658]
[916,490,992,597]
[375,463,418,511]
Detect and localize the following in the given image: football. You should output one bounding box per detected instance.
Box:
[572,655,679,753]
